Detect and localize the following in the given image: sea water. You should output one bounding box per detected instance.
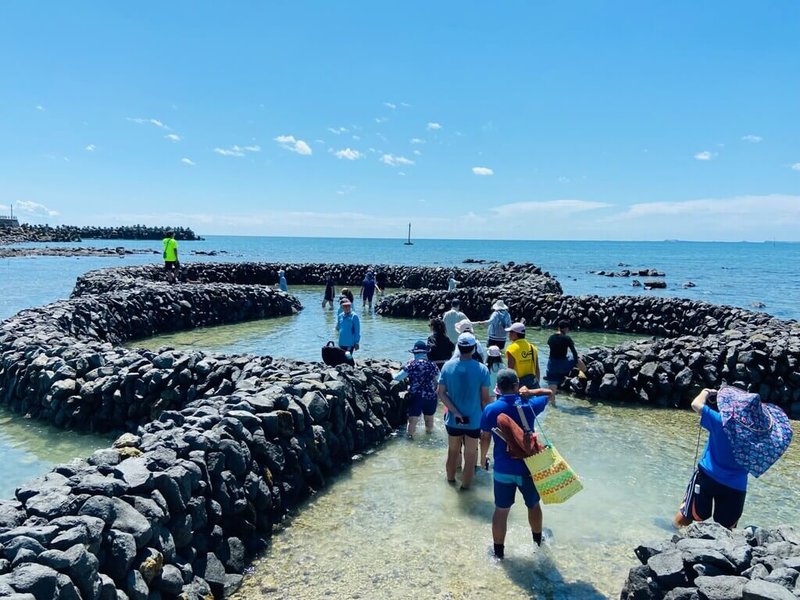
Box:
[2,237,799,598]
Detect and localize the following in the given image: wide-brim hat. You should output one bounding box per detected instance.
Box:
[409,340,430,354]
[492,300,508,311]
[455,319,474,334]
[717,386,793,478]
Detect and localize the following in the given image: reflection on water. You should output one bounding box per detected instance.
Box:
[233,399,800,600]
[131,286,644,364]
[0,407,113,498]
[133,286,800,598]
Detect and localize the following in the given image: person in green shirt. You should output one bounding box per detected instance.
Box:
[162,230,179,283]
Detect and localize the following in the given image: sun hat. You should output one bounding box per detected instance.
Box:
[457,332,477,348]
[717,386,793,478]
[409,340,430,354]
[505,322,526,335]
[455,319,474,334]
[492,300,509,311]
[487,345,502,358]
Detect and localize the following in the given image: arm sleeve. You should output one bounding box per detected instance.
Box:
[393,370,409,382]
[531,395,549,416]
[354,316,361,344]
[480,405,493,432]
[568,338,579,360]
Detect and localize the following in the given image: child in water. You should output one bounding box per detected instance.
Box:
[393,341,440,438]
[486,345,504,395]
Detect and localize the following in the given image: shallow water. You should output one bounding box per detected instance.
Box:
[230,399,800,600]
[0,407,113,498]
[133,287,800,599]
[129,286,641,364]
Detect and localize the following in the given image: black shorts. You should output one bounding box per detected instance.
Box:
[164,261,178,271]
[488,339,506,350]
[445,425,481,439]
[679,467,746,529]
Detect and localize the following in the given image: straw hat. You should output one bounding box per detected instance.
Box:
[455,319,474,334]
[717,386,793,477]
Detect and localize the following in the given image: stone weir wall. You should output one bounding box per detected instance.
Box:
[71,261,563,297]
[0,274,409,598]
[376,284,800,417]
[0,282,302,431]
[621,521,800,599]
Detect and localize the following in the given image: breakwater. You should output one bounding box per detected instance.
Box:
[622,522,800,599]
[0,224,202,245]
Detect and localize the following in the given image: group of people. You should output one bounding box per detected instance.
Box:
[391,298,793,560]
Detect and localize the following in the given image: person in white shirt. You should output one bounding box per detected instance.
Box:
[442,299,467,345]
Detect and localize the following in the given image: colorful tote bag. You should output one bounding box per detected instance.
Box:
[517,404,583,505]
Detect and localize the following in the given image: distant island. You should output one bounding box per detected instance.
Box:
[0,224,203,245]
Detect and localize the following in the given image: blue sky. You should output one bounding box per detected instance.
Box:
[1,2,799,241]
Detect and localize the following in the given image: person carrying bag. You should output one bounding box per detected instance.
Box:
[481,368,573,559]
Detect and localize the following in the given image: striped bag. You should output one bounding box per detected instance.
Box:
[516,405,583,505]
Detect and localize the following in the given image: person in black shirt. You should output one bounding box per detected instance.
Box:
[427,317,455,370]
[545,320,586,395]
[322,273,336,310]
[375,269,388,298]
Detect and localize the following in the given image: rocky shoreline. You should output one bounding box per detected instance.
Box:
[621,522,800,599]
[0,225,202,245]
[0,260,796,598]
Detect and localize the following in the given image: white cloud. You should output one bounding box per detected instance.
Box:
[85,144,96,152]
[410,138,426,144]
[214,147,245,157]
[126,117,170,130]
[741,134,763,143]
[383,102,397,109]
[334,148,363,160]
[214,144,261,157]
[491,199,610,218]
[791,163,800,171]
[380,153,414,167]
[374,117,388,124]
[472,166,494,176]
[558,176,571,183]
[426,122,442,131]
[165,134,181,142]
[274,135,312,155]
[412,149,422,156]
[16,200,60,218]
[181,158,195,166]
[327,127,348,135]
[694,151,713,160]
[35,105,45,111]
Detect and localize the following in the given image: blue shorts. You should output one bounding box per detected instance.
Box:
[545,358,576,385]
[407,393,437,417]
[493,472,540,509]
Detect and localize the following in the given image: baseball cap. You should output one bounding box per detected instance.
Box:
[496,368,519,392]
[409,340,430,354]
[505,322,525,334]
[457,332,477,347]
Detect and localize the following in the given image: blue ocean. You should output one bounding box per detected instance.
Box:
[3,236,799,321]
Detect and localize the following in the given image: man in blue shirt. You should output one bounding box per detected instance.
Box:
[674,388,749,529]
[336,299,361,353]
[438,332,491,490]
[480,368,553,559]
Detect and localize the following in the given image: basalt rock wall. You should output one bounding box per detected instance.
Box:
[0,359,406,600]
[621,521,800,600]
[0,283,300,431]
[72,261,563,297]
[0,270,408,599]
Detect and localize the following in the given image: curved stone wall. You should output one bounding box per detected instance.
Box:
[71,261,563,297]
[0,272,408,599]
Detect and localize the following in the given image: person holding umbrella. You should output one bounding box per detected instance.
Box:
[673,386,793,530]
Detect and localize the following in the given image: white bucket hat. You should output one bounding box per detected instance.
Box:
[455,319,474,334]
[492,300,508,311]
